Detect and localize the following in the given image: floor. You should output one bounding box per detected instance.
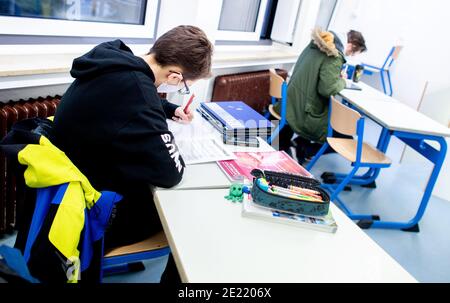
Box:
[311,154,450,283]
[1,121,449,283]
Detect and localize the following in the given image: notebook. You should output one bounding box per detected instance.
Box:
[345,82,362,90]
[198,101,274,137]
[176,137,236,165]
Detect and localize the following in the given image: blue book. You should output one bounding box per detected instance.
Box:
[198,101,274,137]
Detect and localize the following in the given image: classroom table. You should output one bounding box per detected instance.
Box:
[154,188,417,283]
[153,107,417,282]
[336,81,450,231]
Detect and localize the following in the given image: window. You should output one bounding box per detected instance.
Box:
[315,0,338,30]
[0,0,159,39]
[270,0,301,45]
[216,0,269,42]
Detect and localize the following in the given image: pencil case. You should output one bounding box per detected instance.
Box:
[250,169,330,217]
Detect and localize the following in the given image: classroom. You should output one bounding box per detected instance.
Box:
[0,0,449,289]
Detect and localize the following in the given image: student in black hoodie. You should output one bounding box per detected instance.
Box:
[52,25,213,282]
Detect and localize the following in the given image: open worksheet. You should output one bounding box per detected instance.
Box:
[176,138,236,165]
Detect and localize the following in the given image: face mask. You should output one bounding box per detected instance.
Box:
[157,83,180,93]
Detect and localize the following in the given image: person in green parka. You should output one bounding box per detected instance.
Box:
[272,27,367,163]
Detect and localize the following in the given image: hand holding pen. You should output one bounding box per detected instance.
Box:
[173,94,195,124]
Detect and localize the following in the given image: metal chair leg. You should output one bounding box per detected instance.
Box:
[330,166,359,201]
[306,142,329,171]
[386,70,393,96]
[380,71,387,95]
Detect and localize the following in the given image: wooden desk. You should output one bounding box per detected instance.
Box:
[155,189,416,283]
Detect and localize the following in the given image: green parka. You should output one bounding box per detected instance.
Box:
[274,28,346,143]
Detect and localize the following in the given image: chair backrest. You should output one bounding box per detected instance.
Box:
[391,45,403,60]
[383,46,403,69]
[330,97,361,136]
[269,68,285,99]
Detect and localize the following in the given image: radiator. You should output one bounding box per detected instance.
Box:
[211,69,288,114]
[0,96,61,235]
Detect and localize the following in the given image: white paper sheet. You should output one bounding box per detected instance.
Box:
[176,138,236,165]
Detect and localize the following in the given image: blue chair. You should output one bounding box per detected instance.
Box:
[266,68,288,144]
[306,97,391,222]
[101,230,170,281]
[0,245,39,283]
[362,46,403,96]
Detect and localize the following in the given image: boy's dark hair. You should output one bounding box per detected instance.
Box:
[149,25,213,80]
[347,30,367,53]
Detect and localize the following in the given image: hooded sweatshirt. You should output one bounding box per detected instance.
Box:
[329,30,345,55]
[52,40,185,246]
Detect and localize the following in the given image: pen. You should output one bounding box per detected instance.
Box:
[272,185,321,198]
[288,185,321,195]
[184,93,195,114]
[270,186,323,202]
[285,187,322,199]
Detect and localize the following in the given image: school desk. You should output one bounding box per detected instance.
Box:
[154,188,417,283]
[154,108,416,282]
[337,81,450,231]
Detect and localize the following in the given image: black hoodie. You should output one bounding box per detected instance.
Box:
[53,40,185,246]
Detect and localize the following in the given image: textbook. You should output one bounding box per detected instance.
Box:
[242,195,338,233]
[197,101,274,139]
[217,151,313,182]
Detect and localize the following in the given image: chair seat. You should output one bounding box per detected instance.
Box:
[327,138,391,165]
[268,104,281,120]
[104,230,169,258]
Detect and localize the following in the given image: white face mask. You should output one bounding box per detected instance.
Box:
[157,83,180,93]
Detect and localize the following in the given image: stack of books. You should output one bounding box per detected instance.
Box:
[242,195,338,233]
[197,101,274,147]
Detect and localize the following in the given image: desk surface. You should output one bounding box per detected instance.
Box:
[341,81,397,103]
[340,82,450,137]
[167,114,274,152]
[167,114,274,190]
[155,188,417,283]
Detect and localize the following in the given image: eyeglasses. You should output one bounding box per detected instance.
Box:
[169,70,190,95]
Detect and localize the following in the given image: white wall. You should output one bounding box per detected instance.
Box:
[330,0,450,201]
[401,81,450,202]
[331,0,450,107]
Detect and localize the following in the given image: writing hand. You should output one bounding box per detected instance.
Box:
[173,106,194,124]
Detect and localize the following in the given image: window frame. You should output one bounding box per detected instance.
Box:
[0,0,159,39]
[326,0,340,30]
[215,0,269,42]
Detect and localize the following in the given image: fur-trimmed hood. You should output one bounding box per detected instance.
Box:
[311,27,340,57]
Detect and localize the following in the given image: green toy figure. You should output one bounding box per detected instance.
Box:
[225,183,244,203]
